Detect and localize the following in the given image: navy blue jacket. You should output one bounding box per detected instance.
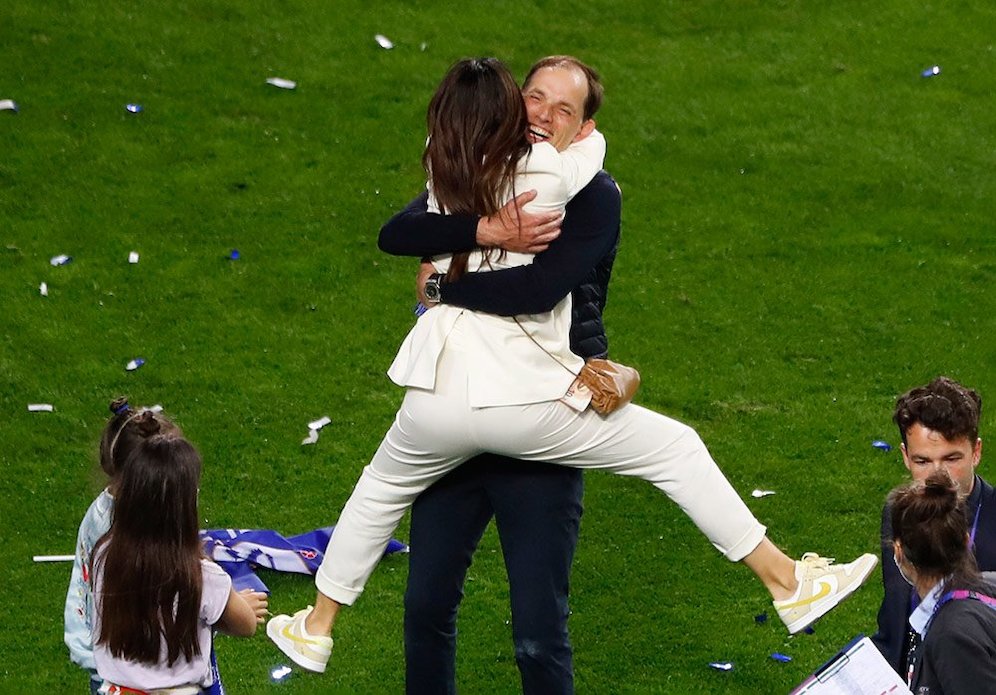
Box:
[378,171,621,358]
[873,474,996,674]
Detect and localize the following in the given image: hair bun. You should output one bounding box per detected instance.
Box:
[136,410,161,437]
[922,469,959,513]
[109,396,131,415]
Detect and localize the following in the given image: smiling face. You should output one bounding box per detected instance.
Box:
[521,65,595,152]
[901,422,982,496]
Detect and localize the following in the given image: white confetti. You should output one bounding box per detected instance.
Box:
[308,415,332,431]
[266,77,297,90]
[33,555,74,562]
[50,254,71,266]
[374,34,394,49]
[39,282,48,296]
[126,358,145,371]
[128,251,139,264]
[302,429,320,446]
[0,99,18,112]
[28,403,54,412]
[751,489,776,498]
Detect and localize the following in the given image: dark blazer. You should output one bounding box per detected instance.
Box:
[872,475,996,674]
[908,578,996,695]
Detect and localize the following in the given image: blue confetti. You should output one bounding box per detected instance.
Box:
[803,625,815,635]
[126,358,145,372]
[921,65,941,78]
[771,652,792,662]
[708,661,734,672]
[125,103,143,113]
[229,249,240,260]
[270,665,292,681]
[872,440,892,452]
[754,612,768,624]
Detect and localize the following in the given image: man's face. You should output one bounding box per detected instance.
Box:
[901,422,982,496]
[522,66,595,152]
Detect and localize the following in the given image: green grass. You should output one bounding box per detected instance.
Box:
[3,0,996,692]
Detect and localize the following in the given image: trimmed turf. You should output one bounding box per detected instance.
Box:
[3,0,996,692]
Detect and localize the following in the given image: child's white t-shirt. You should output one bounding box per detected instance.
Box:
[93,558,231,689]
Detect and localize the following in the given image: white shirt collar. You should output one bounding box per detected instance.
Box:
[909,581,945,638]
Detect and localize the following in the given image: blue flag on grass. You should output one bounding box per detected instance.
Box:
[200,526,409,593]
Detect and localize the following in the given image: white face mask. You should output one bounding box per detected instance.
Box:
[894,553,916,588]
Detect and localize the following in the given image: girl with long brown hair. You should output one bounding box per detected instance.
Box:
[91,424,267,693]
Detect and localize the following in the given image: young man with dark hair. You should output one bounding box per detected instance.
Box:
[873,376,996,674]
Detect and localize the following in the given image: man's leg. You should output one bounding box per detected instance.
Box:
[490,460,583,695]
[405,461,494,695]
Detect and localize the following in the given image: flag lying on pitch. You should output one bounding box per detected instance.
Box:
[201,526,409,593]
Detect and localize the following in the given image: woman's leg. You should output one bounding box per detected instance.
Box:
[470,400,876,630]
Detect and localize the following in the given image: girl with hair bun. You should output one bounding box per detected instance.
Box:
[891,469,996,693]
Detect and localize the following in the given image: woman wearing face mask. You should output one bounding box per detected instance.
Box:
[890,469,996,693]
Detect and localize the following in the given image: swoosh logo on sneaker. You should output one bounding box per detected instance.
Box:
[282,623,323,647]
[779,580,833,609]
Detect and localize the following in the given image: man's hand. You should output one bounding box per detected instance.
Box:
[416,260,436,307]
[476,190,562,254]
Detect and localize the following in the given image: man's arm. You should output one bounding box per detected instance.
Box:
[379,191,561,257]
[438,172,621,316]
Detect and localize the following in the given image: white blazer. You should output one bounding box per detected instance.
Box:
[388,131,606,407]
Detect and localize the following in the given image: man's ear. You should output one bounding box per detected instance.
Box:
[572,118,596,143]
[901,443,914,475]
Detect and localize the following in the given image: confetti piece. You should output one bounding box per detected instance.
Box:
[872,440,892,452]
[803,625,815,634]
[28,404,54,412]
[771,652,792,662]
[39,282,48,296]
[751,489,776,498]
[0,99,18,112]
[50,254,72,266]
[128,251,139,264]
[308,416,332,431]
[754,612,768,624]
[302,430,319,445]
[266,77,297,90]
[271,665,292,681]
[921,65,941,77]
[709,661,734,672]
[33,555,74,562]
[126,358,145,371]
[374,34,394,49]
[126,103,143,113]
[148,404,164,413]
[229,249,240,260]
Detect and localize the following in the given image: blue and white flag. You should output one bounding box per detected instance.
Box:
[200,526,408,593]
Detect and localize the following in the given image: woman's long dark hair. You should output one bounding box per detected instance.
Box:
[423,57,530,280]
[889,469,986,594]
[94,422,204,666]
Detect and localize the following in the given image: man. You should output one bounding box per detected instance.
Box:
[380,56,618,694]
[872,376,996,674]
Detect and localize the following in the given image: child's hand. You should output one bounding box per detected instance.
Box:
[239,589,270,624]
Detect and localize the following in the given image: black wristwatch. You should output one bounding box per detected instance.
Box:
[423,273,444,304]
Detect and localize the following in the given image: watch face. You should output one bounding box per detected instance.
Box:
[424,280,441,301]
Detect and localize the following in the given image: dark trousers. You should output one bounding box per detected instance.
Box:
[404,454,583,695]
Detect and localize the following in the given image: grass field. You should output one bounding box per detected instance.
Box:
[3,1,996,692]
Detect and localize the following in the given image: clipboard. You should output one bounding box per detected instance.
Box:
[790,635,912,695]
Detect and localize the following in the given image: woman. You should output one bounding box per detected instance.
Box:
[892,470,996,693]
[267,57,876,674]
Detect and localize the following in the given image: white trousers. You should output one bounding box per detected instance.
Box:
[316,328,767,605]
